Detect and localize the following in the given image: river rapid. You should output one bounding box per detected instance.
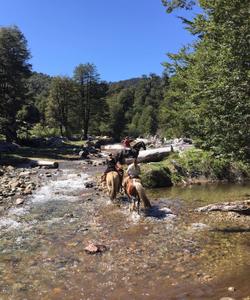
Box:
[0,161,249,300]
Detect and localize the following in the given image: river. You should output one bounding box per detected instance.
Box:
[0,161,249,300]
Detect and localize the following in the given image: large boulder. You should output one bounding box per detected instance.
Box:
[141,167,173,188]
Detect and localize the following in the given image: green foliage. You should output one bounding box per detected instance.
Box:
[141,165,173,188]
[159,0,250,161]
[0,26,32,141]
[162,0,196,13]
[140,149,250,186]
[46,76,76,137]
[174,149,249,180]
[105,74,167,140]
[30,123,61,138]
[73,63,105,139]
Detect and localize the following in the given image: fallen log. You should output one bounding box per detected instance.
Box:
[126,146,174,164]
[195,200,250,215]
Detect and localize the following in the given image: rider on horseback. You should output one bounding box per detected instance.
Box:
[127,158,140,179]
[102,153,124,188]
[123,158,141,192]
[103,153,116,176]
[122,136,133,149]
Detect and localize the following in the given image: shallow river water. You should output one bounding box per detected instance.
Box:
[0,161,249,300]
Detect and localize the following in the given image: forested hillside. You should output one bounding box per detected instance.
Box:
[0,0,249,161]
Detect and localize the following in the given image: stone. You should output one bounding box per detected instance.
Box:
[85,182,94,188]
[196,200,250,215]
[84,242,107,254]
[16,198,24,205]
[52,287,62,294]
[19,171,31,177]
[10,181,20,189]
[219,298,235,300]
[228,287,236,292]
[6,166,15,172]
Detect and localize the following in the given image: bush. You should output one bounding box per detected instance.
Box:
[30,124,61,138]
[140,149,250,188]
[172,149,250,181]
[141,166,173,188]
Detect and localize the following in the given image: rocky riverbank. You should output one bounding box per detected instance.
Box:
[0,165,59,212]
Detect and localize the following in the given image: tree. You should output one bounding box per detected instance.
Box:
[27,72,52,126]
[160,0,250,160]
[162,0,196,13]
[0,26,32,141]
[73,63,100,140]
[46,76,76,137]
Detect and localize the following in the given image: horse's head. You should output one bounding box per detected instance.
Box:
[133,141,146,151]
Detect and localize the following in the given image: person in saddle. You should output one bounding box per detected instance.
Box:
[101,153,117,183]
[105,153,116,172]
[122,136,133,150]
[123,158,141,192]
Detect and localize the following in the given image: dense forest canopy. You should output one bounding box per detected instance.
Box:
[0,0,249,161]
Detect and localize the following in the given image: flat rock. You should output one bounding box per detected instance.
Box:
[195,200,250,215]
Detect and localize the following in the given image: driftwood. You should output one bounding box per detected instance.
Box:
[31,160,59,169]
[125,147,174,164]
[195,200,250,215]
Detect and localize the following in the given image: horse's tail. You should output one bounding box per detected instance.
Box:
[110,175,116,200]
[133,179,151,208]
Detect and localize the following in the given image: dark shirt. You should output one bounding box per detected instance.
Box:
[105,157,117,173]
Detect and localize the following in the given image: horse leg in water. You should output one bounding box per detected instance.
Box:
[126,179,140,213]
[129,195,140,213]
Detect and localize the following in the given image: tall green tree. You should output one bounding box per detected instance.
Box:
[73,63,100,139]
[27,72,52,126]
[46,76,76,137]
[160,0,250,160]
[0,26,32,141]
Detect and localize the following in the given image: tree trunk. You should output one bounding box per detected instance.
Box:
[59,124,63,137]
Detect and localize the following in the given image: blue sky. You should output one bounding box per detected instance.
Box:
[0,0,199,81]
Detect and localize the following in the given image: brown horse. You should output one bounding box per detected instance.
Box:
[124,177,151,213]
[106,171,120,201]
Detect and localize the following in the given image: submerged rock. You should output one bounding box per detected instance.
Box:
[84,242,107,254]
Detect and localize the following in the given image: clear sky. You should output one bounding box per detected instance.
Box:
[0,0,199,82]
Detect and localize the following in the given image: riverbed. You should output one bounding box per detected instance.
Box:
[0,161,249,300]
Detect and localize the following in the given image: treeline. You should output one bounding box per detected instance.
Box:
[0,0,249,161]
[0,26,167,142]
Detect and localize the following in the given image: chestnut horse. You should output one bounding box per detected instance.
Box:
[124,177,151,213]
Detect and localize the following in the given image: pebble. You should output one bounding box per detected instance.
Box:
[15,198,24,205]
[84,243,107,254]
[228,287,236,292]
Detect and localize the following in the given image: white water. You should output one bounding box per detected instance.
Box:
[31,172,89,204]
[0,169,90,232]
